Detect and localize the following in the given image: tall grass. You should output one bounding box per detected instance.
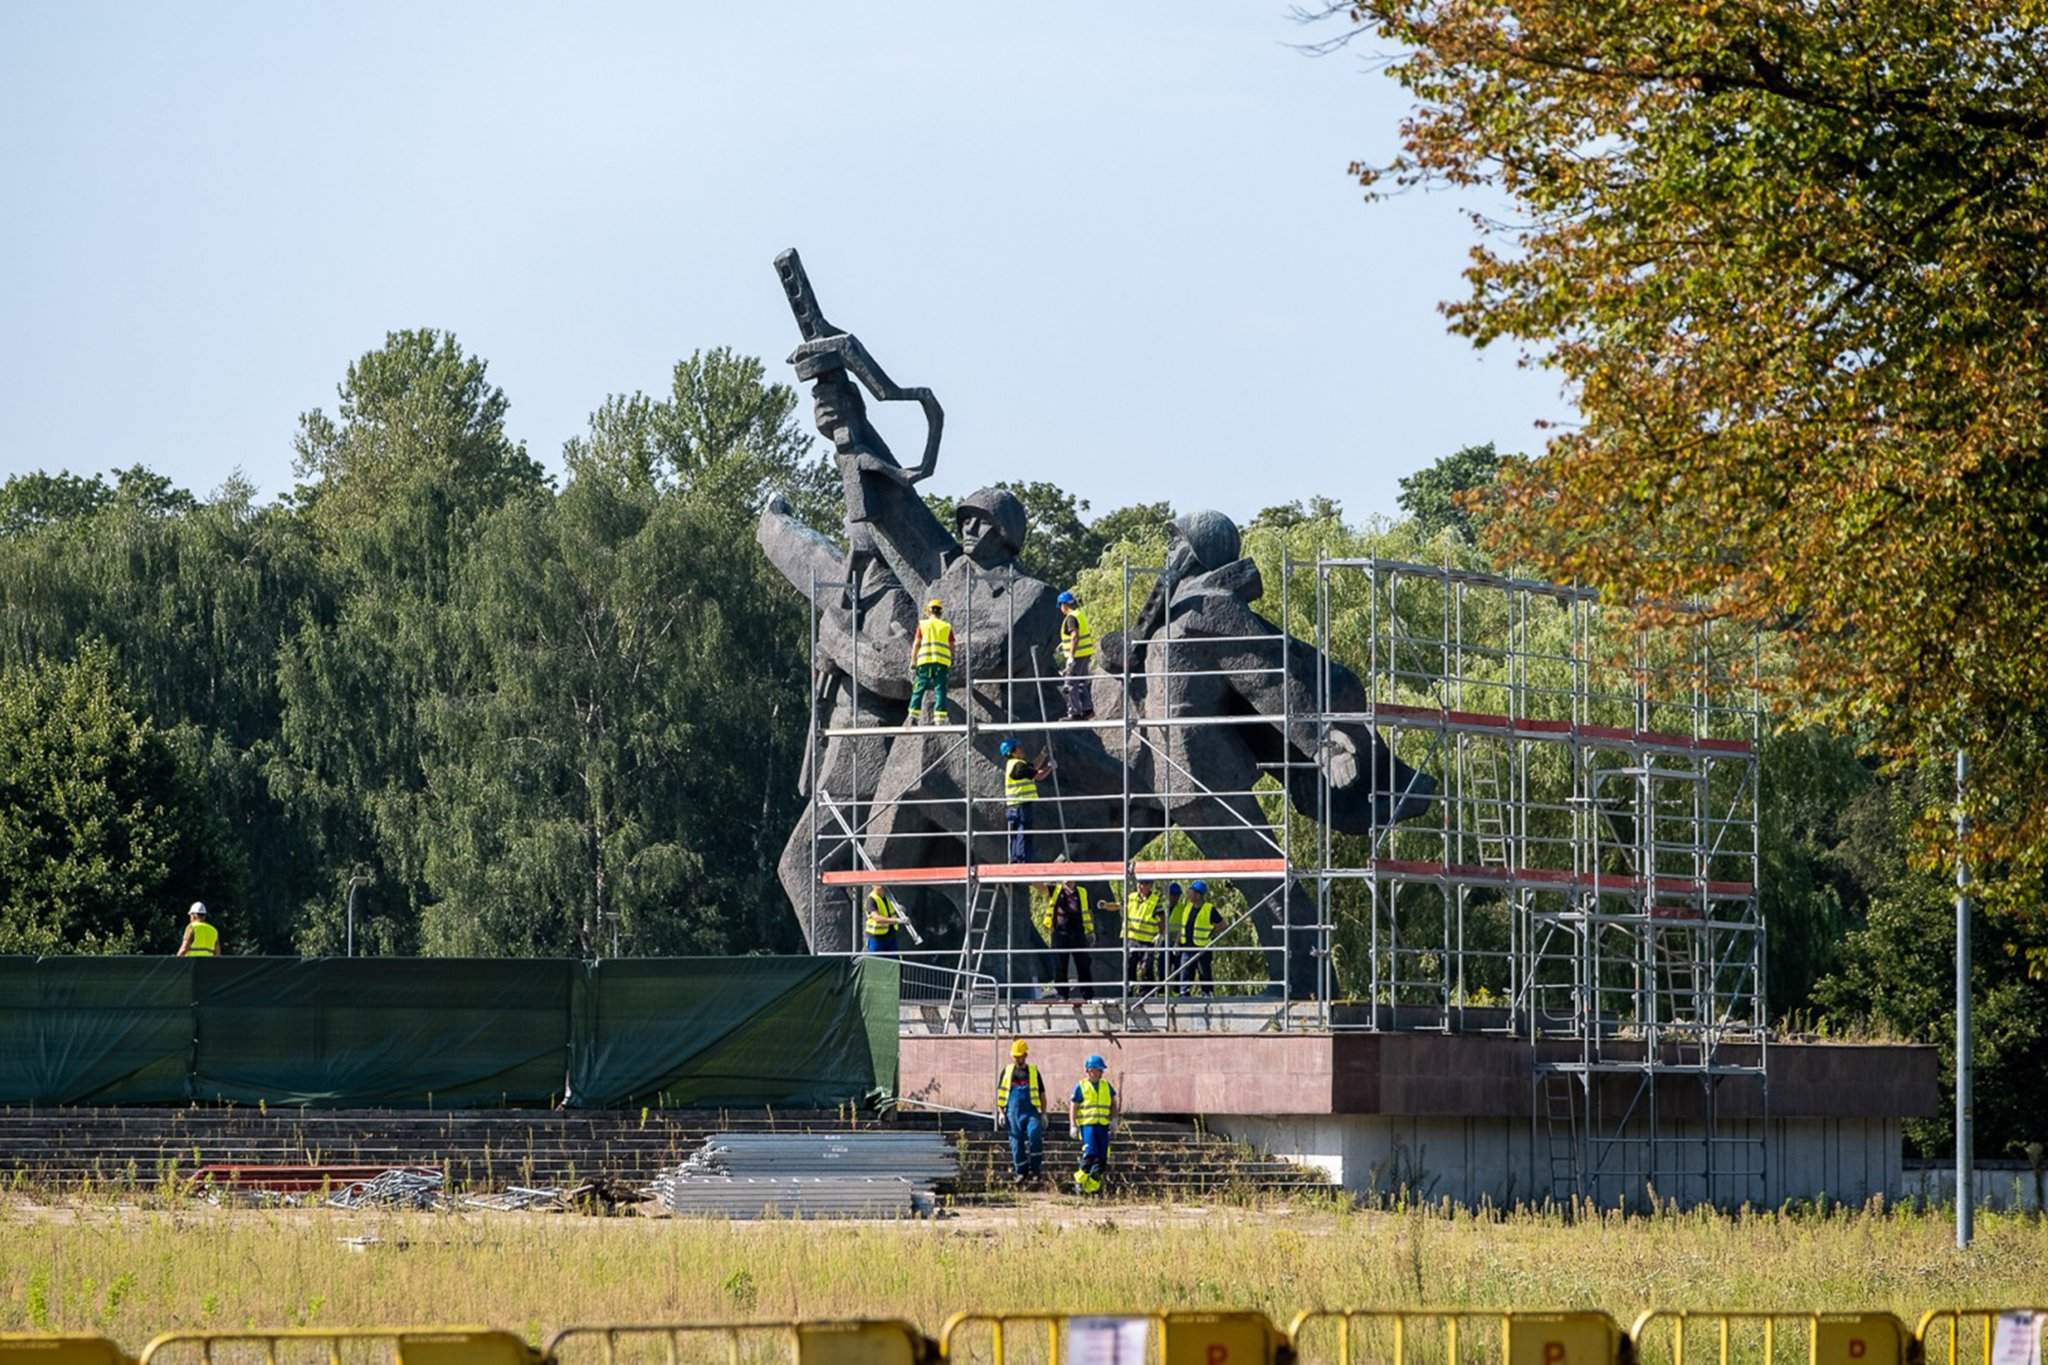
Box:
[0,1196,2041,1353]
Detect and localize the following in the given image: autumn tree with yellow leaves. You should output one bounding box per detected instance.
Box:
[1329,0,2048,918]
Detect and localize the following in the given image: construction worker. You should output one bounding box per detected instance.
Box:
[1031,859,1094,999]
[1159,882,1184,990]
[1178,880,1220,995]
[906,597,953,727]
[994,1039,1047,1183]
[1119,878,1165,984]
[1056,590,1094,720]
[176,902,218,957]
[1069,1053,1118,1194]
[1000,739,1052,861]
[863,886,910,957]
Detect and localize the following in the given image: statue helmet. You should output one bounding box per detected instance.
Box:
[956,486,1027,558]
[1172,510,1242,572]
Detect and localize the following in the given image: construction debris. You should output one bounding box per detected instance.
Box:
[651,1131,956,1220]
[327,1168,446,1209]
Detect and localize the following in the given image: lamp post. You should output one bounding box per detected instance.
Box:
[346,871,372,958]
[1955,749,1973,1249]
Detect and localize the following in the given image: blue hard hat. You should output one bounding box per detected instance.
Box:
[998,739,1017,756]
[1190,880,1208,894]
[1166,882,1182,897]
[1058,590,1076,606]
[1085,1054,1106,1070]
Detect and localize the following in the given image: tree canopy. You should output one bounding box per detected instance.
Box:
[1335,0,2048,916]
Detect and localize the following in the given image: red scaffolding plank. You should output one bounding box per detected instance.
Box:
[820,856,1291,887]
[1368,702,1754,755]
[1134,857,1288,878]
[1369,858,1752,898]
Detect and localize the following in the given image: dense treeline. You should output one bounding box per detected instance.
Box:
[0,339,2039,1156]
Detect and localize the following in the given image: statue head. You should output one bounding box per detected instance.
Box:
[1167,510,1241,579]
[956,486,1027,569]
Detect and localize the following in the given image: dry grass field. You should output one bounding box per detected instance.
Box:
[1,1194,2044,1354]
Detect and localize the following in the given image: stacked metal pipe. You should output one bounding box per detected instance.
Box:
[653,1132,956,1219]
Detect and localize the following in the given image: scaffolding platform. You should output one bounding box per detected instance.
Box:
[802,553,1768,1208]
[822,857,1290,887]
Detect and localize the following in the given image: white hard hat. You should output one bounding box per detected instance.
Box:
[189,901,208,917]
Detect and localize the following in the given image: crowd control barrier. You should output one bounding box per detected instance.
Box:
[1914,1311,2044,1365]
[939,1312,1285,1365]
[137,1329,539,1365]
[545,1323,936,1365]
[0,1337,134,1365]
[1288,1311,1627,1365]
[1628,1313,1915,1365]
[24,1307,2046,1365]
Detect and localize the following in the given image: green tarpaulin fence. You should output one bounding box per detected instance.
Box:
[0,956,898,1109]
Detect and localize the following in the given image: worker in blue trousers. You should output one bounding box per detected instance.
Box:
[1000,739,1052,861]
[1056,590,1095,720]
[1070,1053,1118,1194]
[994,1038,1047,1183]
[863,886,910,956]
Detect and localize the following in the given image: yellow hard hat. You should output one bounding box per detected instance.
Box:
[1010,1039,1029,1057]
[928,598,943,611]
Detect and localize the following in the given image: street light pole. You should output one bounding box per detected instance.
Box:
[346,872,371,959]
[1955,748,1973,1250]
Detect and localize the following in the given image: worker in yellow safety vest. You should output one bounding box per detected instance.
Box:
[177,902,218,957]
[994,1039,1047,1183]
[1069,1053,1118,1194]
[906,598,953,727]
[1000,738,1052,861]
[1114,878,1164,984]
[1031,858,1095,1001]
[863,886,910,957]
[1056,590,1094,720]
[1172,880,1220,995]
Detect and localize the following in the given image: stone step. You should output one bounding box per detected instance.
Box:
[0,1107,1331,1198]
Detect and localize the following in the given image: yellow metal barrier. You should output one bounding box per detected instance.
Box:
[137,1329,539,1365]
[1916,1311,2045,1365]
[543,1323,935,1365]
[939,1311,1283,1365]
[1629,1312,1916,1365]
[0,1337,135,1365]
[1288,1310,1625,1365]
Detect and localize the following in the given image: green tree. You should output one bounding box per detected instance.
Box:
[1757,729,1872,1014]
[0,645,238,953]
[1247,496,1343,533]
[1815,774,2048,1157]
[0,473,325,951]
[275,330,546,953]
[1335,0,2048,911]
[414,352,820,956]
[0,470,114,535]
[1396,443,1507,544]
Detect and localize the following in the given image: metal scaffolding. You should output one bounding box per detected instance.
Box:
[805,553,1768,1207]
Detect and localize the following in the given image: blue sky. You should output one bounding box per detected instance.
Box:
[0,3,1564,523]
